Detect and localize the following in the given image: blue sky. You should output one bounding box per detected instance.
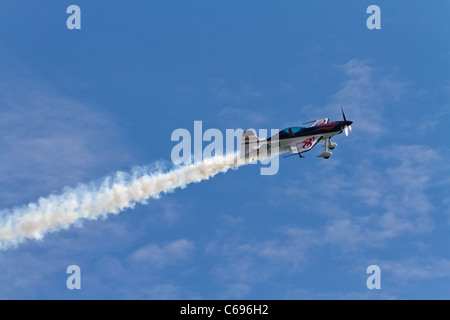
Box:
[0,1,449,299]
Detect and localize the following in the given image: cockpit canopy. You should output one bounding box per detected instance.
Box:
[279,127,305,138]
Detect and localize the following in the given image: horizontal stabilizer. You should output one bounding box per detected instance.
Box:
[310,118,329,127]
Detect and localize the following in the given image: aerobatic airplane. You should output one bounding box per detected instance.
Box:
[241,108,353,160]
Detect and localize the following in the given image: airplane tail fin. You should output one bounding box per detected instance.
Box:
[241,129,261,145]
[240,130,266,160]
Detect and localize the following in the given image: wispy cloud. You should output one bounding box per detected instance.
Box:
[206,226,315,289]
[382,257,450,282]
[276,144,443,251]
[321,59,406,137]
[0,213,198,299]
[201,60,448,298]
[217,107,267,127]
[211,78,267,128]
[327,60,382,134]
[211,79,262,101]
[130,239,195,269]
[0,76,132,206]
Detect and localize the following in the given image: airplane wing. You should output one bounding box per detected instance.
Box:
[309,118,329,127]
[287,134,322,154]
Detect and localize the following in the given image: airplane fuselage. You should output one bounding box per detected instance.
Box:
[241,110,353,161]
[267,120,353,154]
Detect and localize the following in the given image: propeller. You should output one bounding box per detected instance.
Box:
[341,106,352,136]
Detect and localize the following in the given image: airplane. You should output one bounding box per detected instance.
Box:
[241,108,353,160]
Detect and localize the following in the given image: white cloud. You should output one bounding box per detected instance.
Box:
[219,283,251,299]
[321,59,406,137]
[382,257,450,282]
[282,144,441,251]
[207,227,316,289]
[217,107,267,127]
[328,59,383,135]
[219,214,244,226]
[0,77,132,207]
[139,283,183,299]
[202,60,448,297]
[130,239,195,269]
[211,79,262,101]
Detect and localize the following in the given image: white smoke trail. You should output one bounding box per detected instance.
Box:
[0,153,249,250]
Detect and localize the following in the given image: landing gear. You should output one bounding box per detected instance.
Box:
[329,139,337,150]
[317,138,333,159]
